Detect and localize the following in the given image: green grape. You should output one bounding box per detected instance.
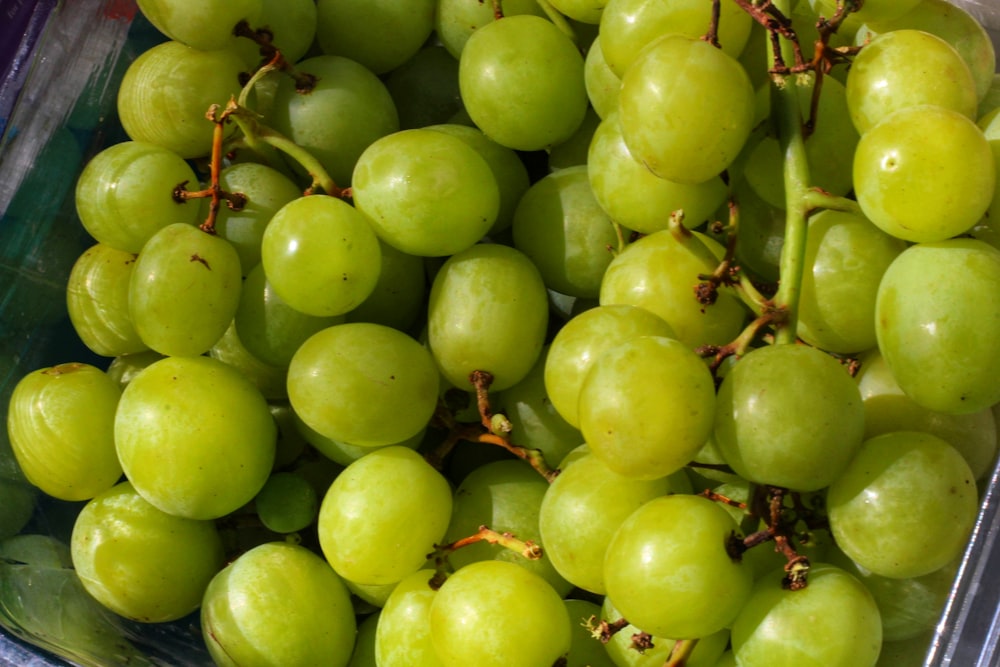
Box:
[208,162,303,276]
[235,262,343,367]
[458,15,588,151]
[70,481,225,623]
[253,472,318,534]
[74,141,200,252]
[315,0,435,74]
[269,55,399,188]
[269,402,309,468]
[260,195,382,317]
[374,569,443,667]
[115,355,277,520]
[731,563,882,667]
[548,0,605,24]
[434,0,547,59]
[846,29,978,134]
[233,0,317,67]
[201,542,356,667]
[579,335,716,480]
[129,222,242,357]
[293,409,424,467]
[427,243,549,392]
[809,0,921,25]
[538,446,673,594]
[584,35,621,119]
[136,0,262,51]
[709,180,784,283]
[66,243,147,357]
[287,322,439,447]
[429,560,571,667]
[344,578,399,610]
[853,105,995,243]
[875,238,1000,414]
[117,41,245,159]
[714,343,865,491]
[980,107,1000,225]
[317,446,453,585]
[795,209,906,354]
[856,348,998,480]
[351,129,499,257]
[443,459,573,596]
[0,478,37,540]
[618,33,755,185]
[564,600,617,667]
[547,106,602,171]
[603,494,754,639]
[980,73,1000,118]
[210,320,289,401]
[598,0,752,77]
[7,363,122,502]
[827,431,978,579]
[105,350,165,389]
[712,652,738,667]
[512,165,619,298]
[344,240,427,333]
[349,611,380,667]
[385,46,463,131]
[587,112,728,234]
[598,229,747,348]
[544,303,675,427]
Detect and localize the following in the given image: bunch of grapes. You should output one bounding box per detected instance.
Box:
[4,0,1000,665]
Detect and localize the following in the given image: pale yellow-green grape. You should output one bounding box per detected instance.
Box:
[129,222,242,357]
[731,563,882,667]
[136,0,262,50]
[980,107,1000,225]
[260,195,382,317]
[209,320,289,402]
[344,240,427,333]
[114,355,277,519]
[66,244,147,357]
[316,0,434,74]
[317,446,452,586]
[603,494,753,639]
[458,15,588,151]
[374,569,443,667]
[562,599,616,667]
[385,45,463,131]
[429,560,571,667]
[232,0,317,67]
[105,350,165,389]
[809,0,920,25]
[853,105,995,243]
[252,471,318,534]
[427,243,549,392]
[70,481,225,623]
[584,35,621,119]
[434,0,547,59]
[827,431,978,579]
[7,363,121,501]
[344,579,398,610]
[352,129,499,257]
[73,141,199,252]
[201,542,356,667]
[548,0,605,24]
[618,34,755,185]
[116,41,245,159]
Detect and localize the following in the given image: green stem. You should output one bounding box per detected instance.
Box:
[535,0,577,43]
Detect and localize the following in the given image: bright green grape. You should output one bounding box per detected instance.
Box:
[253,472,318,534]
[114,355,277,520]
[201,542,356,667]
[351,129,499,257]
[429,560,572,667]
[714,343,866,491]
[260,195,382,317]
[584,35,621,119]
[7,363,122,501]
[603,494,753,639]
[74,141,199,252]
[853,104,995,243]
[66,244,147,357]
[374,569,442,667]
[434,0,547,59]
[458,15,588,151]
[385,46,463,131]
[70,481,225,623]
[136,0,262,51]
[317,446,452,586]
[827,431,978,579]
[129,222,242,357]
[315,0,434,74]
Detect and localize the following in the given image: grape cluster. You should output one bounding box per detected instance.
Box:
[4,0,1000,666]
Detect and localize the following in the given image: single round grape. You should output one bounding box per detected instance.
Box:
[105,350,165,390]
[253,472,318,534]
[374,569,442,667]
[349,611,380,667]
[136,0,262,50]
[209,320,289,401]
[434,0,547,58]
[584,35,621,119]
[980,107,1000,227]
[385,45,463,131]
[201,542,356,667]
[827,431,978,579]
[853,105,994,243]
[260,195,382,317]
[315,0,434,74]
[809,0,920,25]
[344,240,427,332]
[291,410,423,467]
[233,0,317,67]
[563,599,617,667]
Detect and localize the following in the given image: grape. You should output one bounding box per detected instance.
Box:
[547,107,602,171]
[584,35,621,119]
[730,563,882,667]
[429,560,572,667]
[434,0,547,59]
[129,222,242,357]
[293,410,424,468]
[136,0,262,51]
[209,320,289,401]
[0,478,36,540]
[287,322,439,448]
[105,350,165,389]
[253,471,318,534]
[385,46,463,131]
[458,15,588,151]
[374,569,443,667]
[201,542,356,667]
[548,0,605,24]
[315,0,435,74]
[708,180,784,283]
[73,141,200,252]
[343,240,427,333]
[852,104,995,243]
[875,238,1000,414]
[827,431,978,579]
[603,494,754,639]
[618,33,755,185]
[7,364,121,503]
[70,481,225,623]
[563,599,616,667]
[809,0,921,25]
[260,195,382,317]
[114,355,277,520]
[714,343,866,491]
[981,107,1000,225]
[427,243,549,392]
[351,129,500,257]
[349,612,380,667]
[317,446,452,586]
[233,0,317,67]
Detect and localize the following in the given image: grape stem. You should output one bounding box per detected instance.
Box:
[664,638,699,667]
[702,0,722,49]
[741,485,811,590]
[426,525,542,589]
[534,0,578,44]
[233,21,317,92]
[583,616,654,654]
